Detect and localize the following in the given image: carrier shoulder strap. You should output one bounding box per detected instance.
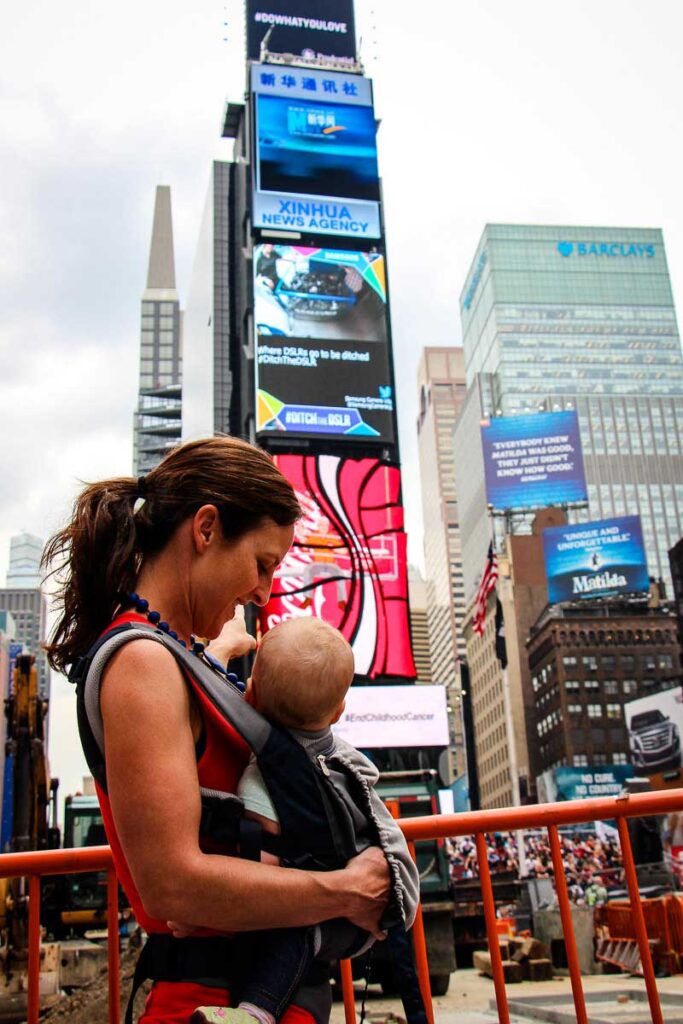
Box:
[73,623,273,792]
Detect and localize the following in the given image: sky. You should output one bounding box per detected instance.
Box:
[2,0,683,803]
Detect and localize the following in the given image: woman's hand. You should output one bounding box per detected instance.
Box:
[341,846,391,939]
[207,605,257,664]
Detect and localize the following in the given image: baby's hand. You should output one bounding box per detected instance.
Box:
[208,606,257,663]
[167,920,196,939]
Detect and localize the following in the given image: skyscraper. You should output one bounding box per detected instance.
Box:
[0,534,48,697]
[6,533,42,589]
[458,224,683,596]
[416,348,468,665]
[133,185,183,474]
[407,565,433,685]
[416,347,468,774]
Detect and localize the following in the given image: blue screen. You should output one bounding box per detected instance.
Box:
[481,410,587,510]
[543,515,650,602]
[257,94,379,201]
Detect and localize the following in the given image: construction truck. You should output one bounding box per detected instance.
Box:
[0,653,62,1014]
[42,793,114,939]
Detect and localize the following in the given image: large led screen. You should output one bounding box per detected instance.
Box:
[625,688,683,777]
[259,454,416,680]
[246,1,357,64]
[333,686,449,748]
[256,338,394,440]
[543,515,649,602]
[481,410,587,511]
[255,244,393,441]
[251,64,380,239]
[537,765,634,803]
[254,245,387,342]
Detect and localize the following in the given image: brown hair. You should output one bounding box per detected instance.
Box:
[43,436,300,673]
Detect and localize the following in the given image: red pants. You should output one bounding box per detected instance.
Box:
[140,981,316,1024]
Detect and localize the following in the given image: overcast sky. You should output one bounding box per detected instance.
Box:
[2,0,682,801]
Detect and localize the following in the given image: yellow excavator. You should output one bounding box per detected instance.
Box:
[0,653,61,1015]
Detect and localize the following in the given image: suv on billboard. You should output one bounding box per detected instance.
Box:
[628,709,681,772]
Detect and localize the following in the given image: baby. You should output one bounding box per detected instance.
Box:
[178,617,419,1024]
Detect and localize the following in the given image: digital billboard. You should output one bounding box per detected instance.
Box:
[254,243,393,442]
[333,686,449,748]
[481,410,587,511]
[536,765,634,803]
[259,454,416,680]
[251,64,380,239]
[543,515,649,603]
[246,1,357,64]
[256,338,394,440]
[254,245,387,341]
[625,687,683,777]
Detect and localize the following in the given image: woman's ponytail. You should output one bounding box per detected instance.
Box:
[43,436,300,674]
[43,477,142,673]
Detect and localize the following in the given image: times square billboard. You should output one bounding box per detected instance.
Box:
[254,244,395,442]
[251,63,380,240]
[258,454,416,680]
[543,515,650,603]
[481,410,588,511]
[246,1,357,64]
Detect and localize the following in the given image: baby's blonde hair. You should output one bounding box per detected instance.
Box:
[252,618,354,729]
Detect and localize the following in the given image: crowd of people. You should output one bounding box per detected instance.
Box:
[445,831,623,905]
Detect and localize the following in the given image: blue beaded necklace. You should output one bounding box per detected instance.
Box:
[124,591,205,654]
[123,592,245,690]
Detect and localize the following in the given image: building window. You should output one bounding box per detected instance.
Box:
[620,655,635,673]
[583,656,598,673]
[568,704,582,716]
[659,653,674,671]
[612,752,629,765]
[573,754,589,767]
[565,680,580,692]
[587,705,602,719]
[601,656,616,672]
[585,680,600,692]
[606,704,622,719]
[563,656,578,668]
[622,679,637,695]
[604,680,619,695]
[642,655,657,673]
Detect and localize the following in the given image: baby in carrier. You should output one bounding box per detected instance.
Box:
[170,617,419,1024]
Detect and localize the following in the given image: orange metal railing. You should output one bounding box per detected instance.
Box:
[0,847,118,1024]
[0,788,681,1024]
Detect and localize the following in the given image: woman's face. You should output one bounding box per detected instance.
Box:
[192,513,294,639]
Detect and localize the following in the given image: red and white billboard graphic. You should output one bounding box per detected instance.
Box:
[261,454,416,680]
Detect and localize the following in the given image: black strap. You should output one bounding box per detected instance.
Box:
[386,924,429,1024]
[125,933,239,1024]
[238,818,263,862]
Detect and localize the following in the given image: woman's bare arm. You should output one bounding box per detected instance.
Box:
[100,641,389,934]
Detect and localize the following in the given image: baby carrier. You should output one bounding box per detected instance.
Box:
[71,622,429,1024]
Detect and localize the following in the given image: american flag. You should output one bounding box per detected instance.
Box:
[472,542,498,636]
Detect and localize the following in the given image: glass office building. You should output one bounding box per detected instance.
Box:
[458,224,683,593]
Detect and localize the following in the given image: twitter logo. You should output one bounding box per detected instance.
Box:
[379,385,392,399]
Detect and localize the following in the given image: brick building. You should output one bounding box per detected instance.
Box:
[526,603,681,781]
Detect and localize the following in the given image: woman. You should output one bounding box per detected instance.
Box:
[45,437,390,1024]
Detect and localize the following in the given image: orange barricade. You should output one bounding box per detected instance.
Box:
[0,788,681,1024]
[600,894,683,975]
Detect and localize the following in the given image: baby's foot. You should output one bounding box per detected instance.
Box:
[191,1009,257,1024]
